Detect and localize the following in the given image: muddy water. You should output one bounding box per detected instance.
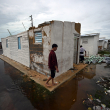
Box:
[0,50,110,110]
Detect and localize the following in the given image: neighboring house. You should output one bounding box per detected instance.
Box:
[1,20,81,77]
[0,42,2,49]
[98,37,107,50]
[80,33,100,56]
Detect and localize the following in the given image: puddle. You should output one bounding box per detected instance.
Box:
[0,50,110,110]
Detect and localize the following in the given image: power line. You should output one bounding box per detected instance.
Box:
[0,17,29,20]
[22,22,26,31]
[0,16,31,34]
[0,29,23,34]
[0,25,30,34]
[11,29,24,33]
[0,32,8,33]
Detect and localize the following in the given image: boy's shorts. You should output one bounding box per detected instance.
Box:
[80,56,84,61]
[50,70,56,78]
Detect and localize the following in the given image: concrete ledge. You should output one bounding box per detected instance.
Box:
[0,55,88,92]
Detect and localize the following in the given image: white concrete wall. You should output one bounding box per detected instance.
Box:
[93,35,99,55]
[50,21,75,77]
[81,35,99,56]
[99,40,104,50]
[99,41,103,46]
[104,42,108,49]
[42,26,52,74]
[99,37,106,50]
[30,21,75,77]
[1,31,30,67]
[33,21,75,77]
[80,36,94,56]
[31,26,51,75]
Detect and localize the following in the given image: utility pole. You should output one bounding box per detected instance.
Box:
[29,15,33,27]
[7,29,11,36]
[22,22,26,31]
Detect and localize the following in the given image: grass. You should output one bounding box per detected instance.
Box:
[98,50,110,56]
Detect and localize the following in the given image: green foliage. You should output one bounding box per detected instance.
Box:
[98,50,110,55]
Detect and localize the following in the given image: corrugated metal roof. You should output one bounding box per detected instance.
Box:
[81,33,98,37]
[99,39,104,40]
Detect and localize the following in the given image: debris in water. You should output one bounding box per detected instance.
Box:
[88,107,92,110]
[107,90,110,93]
[84,55,110,64]
[73,99,75,101]
[93,106,101,110]
[96,99,101,103]
[101,104,106,108]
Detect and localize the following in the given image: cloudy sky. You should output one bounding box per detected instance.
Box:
[0,0,110,41]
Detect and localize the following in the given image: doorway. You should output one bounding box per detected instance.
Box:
[73,35,80,64]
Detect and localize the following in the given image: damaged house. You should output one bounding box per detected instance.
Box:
[1,20,81,77]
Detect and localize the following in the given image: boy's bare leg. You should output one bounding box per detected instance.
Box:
[52,78,57,85]
[45,76,52,87]
[83,60,85,65]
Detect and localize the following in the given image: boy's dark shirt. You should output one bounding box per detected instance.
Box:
[48,50,58,70]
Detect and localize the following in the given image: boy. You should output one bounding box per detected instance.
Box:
[45,44,59,87]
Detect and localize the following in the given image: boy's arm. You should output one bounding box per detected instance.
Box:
[55,66,59,72]
[52,54,59,72]
[85,50,86,56]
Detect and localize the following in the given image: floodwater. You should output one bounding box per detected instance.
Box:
[0,49,110,110]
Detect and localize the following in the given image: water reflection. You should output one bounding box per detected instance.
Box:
[3,61,97,110]
[81,64,96,79]
[104,65,110,68]
[4,61,79,110]
[1,49,110,110]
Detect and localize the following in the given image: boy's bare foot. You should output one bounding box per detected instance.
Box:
[52,82,58,86]
[45,83,51,87]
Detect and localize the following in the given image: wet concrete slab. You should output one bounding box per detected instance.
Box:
[0,54,87,92]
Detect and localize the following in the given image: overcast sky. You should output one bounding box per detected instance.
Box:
[0,0,110,41]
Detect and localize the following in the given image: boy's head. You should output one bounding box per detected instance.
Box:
[80,45,82,48]
[52,44,58,51]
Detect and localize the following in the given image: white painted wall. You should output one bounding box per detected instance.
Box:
[80,36,94,56]
[50,21,75,77]
[33,21,76,77]
[104,41,108,49]
[1,31,30,67]
[99,40,103,46]
[42,25,51,74]
[32,26,51,74]
[93,35,99,55]
[99,40,108,50]
[99,40,104,50]
[80,35,99,56]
